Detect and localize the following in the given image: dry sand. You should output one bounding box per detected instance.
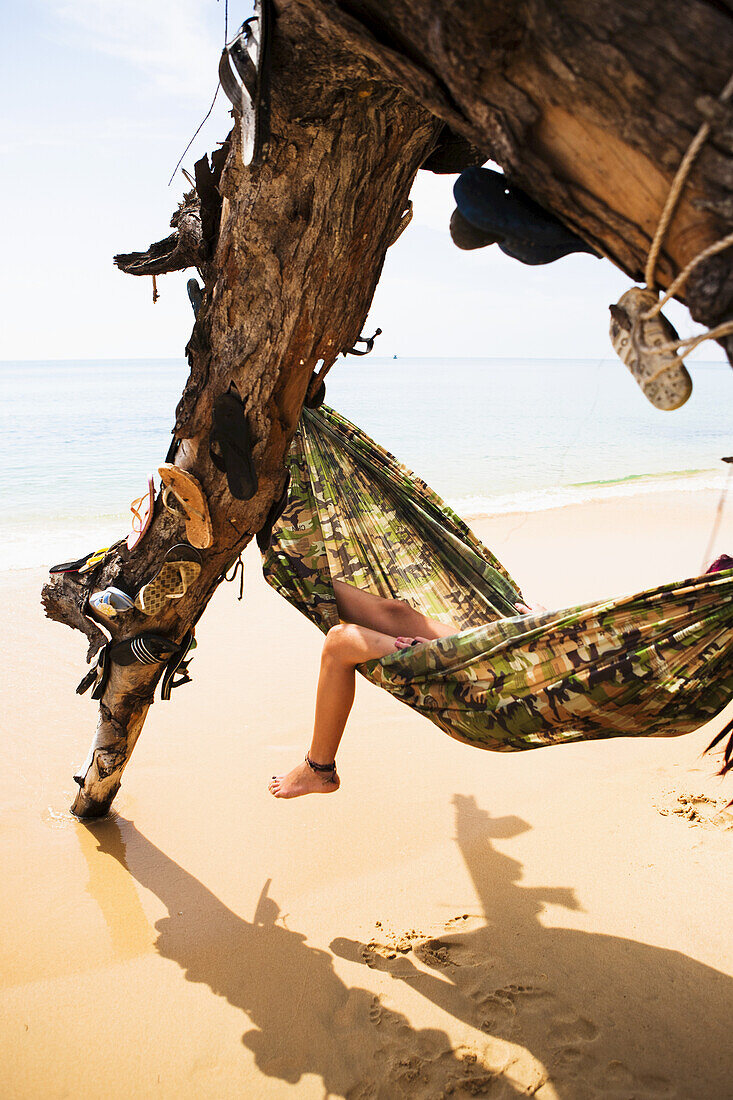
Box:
[2,490,732,1099]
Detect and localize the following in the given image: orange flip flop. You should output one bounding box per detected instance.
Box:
[127,475,156,551]
[158,464,213,549]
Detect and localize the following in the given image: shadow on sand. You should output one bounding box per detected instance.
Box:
[78,802,731,1098]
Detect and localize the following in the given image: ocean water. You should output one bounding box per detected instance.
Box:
[1,356,731,571]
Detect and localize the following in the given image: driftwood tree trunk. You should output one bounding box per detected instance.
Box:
[43,0,732,818]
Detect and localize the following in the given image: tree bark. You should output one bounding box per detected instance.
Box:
[43,1,732,817]
[295,0,733,353]
[43,6,439,818]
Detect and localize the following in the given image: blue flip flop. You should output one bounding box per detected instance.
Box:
[453,167,599,264]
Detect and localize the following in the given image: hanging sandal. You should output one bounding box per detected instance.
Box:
[77,633,183,700]
[134,544,202,616]
[453,167,598,264]
[209,383,258,500]
[127,475,156,551]
[218,0,272,166]
[160,631,197,700]
[50,546,110,575]
[89,586,135,620]
[158,465,213,549]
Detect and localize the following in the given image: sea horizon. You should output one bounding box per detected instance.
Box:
[2,355,730,572]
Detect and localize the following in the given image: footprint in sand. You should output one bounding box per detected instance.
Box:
[548,1015,599,1046]
[594,1059,674,1097]
[656,790,733,828]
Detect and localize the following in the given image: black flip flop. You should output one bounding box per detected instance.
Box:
[218,0,272,167]
[453,167,598,264]
[77,634,183,700]
[256,471,291,553]
[50,546,109,575]
[160,631,196,701]
[209,383,258,500]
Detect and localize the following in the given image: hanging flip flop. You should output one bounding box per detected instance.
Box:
[134,544,202,616]
[89,586,135,620]
[158,465,213,549]
[453,167,598,264]
[50,546,110,575]
[209,383,258,500]
[127,475,156,551]
[218,0,273,167]
[76,633,183,700]
[256,472,291,553]
[160,631,197,700]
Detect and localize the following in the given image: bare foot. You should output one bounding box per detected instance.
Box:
[268,760,340,799]
[395,635,431,649]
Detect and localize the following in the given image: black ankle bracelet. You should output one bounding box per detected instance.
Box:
[305,753,336,774]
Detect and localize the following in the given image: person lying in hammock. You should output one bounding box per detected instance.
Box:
[268,580,538,799]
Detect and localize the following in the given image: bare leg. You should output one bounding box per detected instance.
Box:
[333,579,458,639]
[268,623,398,798]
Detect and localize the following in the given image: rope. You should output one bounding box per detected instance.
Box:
[634,71,733,360]
[166,0,230,187]
[644,72,733,291]
[642,232,733,321]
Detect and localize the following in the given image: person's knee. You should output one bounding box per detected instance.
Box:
[322,622,363,662]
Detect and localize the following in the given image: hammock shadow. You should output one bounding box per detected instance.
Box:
[333,794,733,1098]
[81,817,537,1097]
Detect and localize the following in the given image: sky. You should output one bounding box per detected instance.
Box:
[0,0,726,363]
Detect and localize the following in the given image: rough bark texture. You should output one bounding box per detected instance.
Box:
[43,0,732,817]
[295,0,733,354]
[43,6,440,818]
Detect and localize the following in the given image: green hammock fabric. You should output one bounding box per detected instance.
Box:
[262,405,733,753]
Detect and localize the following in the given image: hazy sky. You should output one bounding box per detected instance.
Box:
[1,0,725,363]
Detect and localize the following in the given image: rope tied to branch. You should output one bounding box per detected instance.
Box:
[610,71,733,405]
[638,71,733,355]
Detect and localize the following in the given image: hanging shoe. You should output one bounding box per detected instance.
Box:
[134,544,202,616]
[127,475,156,551]
[159,465,213,549]
[609,287,692,410]
[453,167,598,264]
[218,0,273,167]
[209,383,258,500]
[89,587,135,620]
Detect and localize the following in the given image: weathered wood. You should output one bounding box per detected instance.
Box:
[43,1,733,817]
[295,0,733,356]
[43,6,440,818]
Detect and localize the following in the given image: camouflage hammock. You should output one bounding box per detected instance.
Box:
[262,405,733,756]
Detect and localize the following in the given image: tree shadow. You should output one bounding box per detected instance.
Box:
[333,794,733,1099]
[79,816,542,1098]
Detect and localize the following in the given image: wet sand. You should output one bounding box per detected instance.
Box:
[2,490,732,1099]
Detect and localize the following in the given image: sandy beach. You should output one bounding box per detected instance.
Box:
[2,489,732,1099]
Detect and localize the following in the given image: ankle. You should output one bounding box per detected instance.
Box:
[305,752,336,771]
